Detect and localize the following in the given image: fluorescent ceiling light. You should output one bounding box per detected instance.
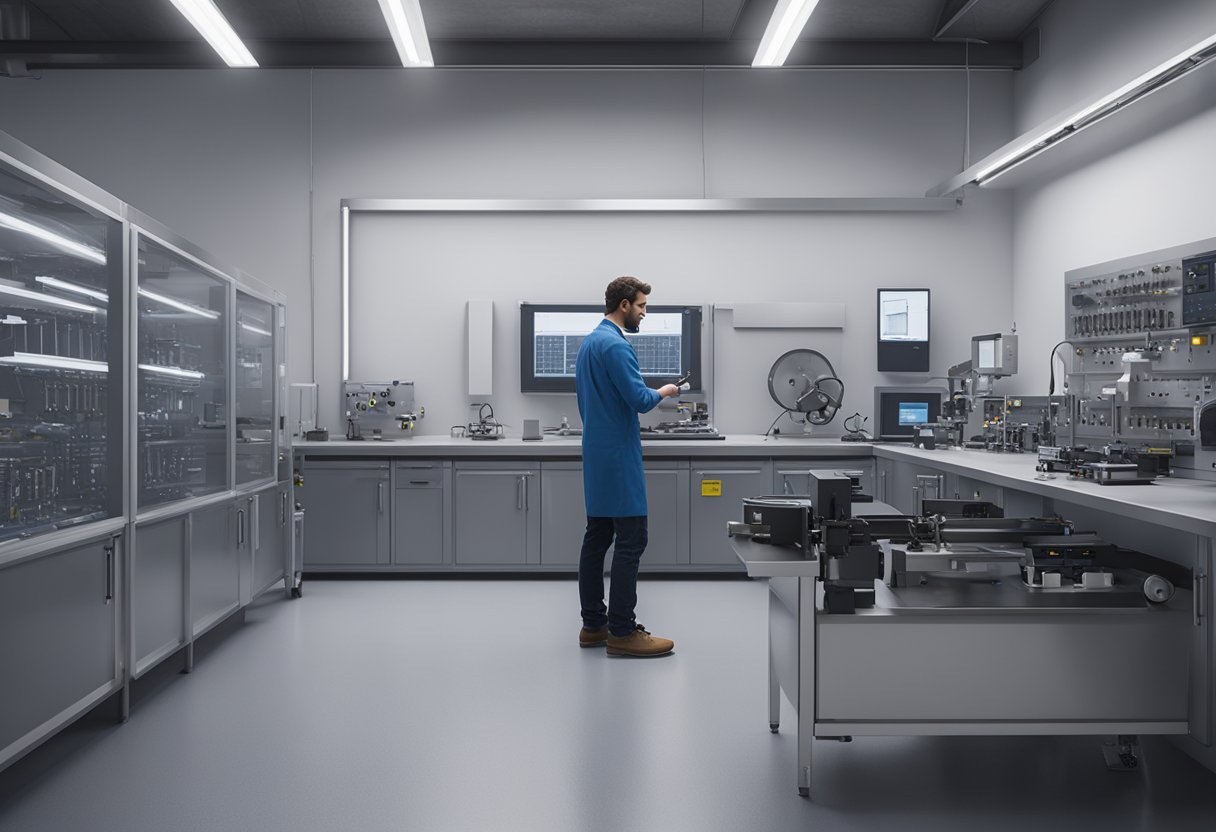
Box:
[975,31,1216,184]
[139,287,220,320]
[753,0,822,68]
[377,0,434,67]
[139,363,206,380]
[0,208,106,264]
[239,321,272,338]
[168,0,258,68]
[0,283,102,314]
[0,352,109,374]
[35,275,109,303]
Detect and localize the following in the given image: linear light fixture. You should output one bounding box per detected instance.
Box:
[753,0,822,68]
[377,0,434,67]
[139,363,206,380]
[0,208,106,264]
[975,31,1216,185]
[138,287,220,320]
[35,275,110,303]
[239,321,272,338]
[0,283,102,314]
[167,0,258,68]
[0,352,109,374]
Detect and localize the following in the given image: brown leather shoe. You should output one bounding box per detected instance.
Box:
[606,624,674,658]
[579,626,609,648]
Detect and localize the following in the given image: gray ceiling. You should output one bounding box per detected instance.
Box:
[2,0,1053,69]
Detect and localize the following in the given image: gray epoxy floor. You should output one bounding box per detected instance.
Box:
[3,578,1216,832]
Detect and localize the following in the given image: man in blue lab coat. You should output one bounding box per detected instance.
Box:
[575,276,680,657]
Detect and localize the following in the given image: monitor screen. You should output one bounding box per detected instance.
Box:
[977,337,998,370]
[875,388,943,441]
[520,303,703,393]
[898,402,929,426]
[877,289,930,372]
[879,290,929,342]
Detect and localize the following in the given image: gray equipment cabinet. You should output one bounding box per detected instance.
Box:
[298,460,390,569]
[393,460,452,566]
[536,459,692,568]
[690,459,773,568]
[775,459,874,498]
[0,534,122,770]
[453,460,540,567]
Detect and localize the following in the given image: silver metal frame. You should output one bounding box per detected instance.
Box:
[234,285,281,493]
[338,196,957,386]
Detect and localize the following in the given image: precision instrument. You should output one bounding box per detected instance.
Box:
[343,380,425,440]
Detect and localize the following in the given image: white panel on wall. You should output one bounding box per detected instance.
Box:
[467,299,494,397]
[727,302,846,329]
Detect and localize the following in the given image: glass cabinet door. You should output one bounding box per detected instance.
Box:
[0,166,122,543]
[235,291,275,485]
[137,237,229,509]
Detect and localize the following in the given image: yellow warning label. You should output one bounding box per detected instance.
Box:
[701,479,722,497]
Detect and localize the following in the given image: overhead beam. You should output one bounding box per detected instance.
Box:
[0,38,1023,69]
[934,0,983,40]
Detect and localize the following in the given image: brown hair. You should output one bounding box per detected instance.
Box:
[604,276,652,314]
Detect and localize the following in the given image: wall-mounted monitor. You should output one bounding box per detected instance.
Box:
[520,303,703,394]
[971,332,1018,377]
[874,386,945,442]
[877,288,930,373]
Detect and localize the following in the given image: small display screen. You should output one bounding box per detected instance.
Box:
[898,403,929,426]
[878,290,929,342]
[977,337,998,370]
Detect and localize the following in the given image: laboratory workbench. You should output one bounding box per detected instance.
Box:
[293,434,872,458]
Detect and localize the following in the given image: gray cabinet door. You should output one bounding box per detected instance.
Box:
[453,465,539,566]
[393,463,450,566]
[0,539,118,757]
[252,485,289,595]
[884,459,944,514]
[394,488,445,564]
[690,461,773,566]
[540,463,586,566]
[299,463,390,567]
[133,517,187,676]
[191,501,240,636]
[643,462,689,566]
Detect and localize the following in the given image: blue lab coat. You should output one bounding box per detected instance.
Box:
[576,319,662,517]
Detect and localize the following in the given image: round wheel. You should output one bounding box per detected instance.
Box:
[291,586,302,599]
[769,723,779,734]
[798,787,809,798]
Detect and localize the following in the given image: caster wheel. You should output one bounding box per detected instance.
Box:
[291,586,302,599]
[1120,753,1139,769]
[769,723,779,734]
[798,787,809,798]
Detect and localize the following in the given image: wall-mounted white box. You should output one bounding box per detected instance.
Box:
[467,299,494,397]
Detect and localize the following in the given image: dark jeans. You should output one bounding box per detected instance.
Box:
[579,516,647,637]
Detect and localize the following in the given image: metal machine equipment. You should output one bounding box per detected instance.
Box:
[1059,242,1216,481]
[766,349,844,437]
[342,380,424,440]
[728,471,1194,798]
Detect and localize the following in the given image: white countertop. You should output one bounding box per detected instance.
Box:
[293,434,875,459]
[874,444,1216,537]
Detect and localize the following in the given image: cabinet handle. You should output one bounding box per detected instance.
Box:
[782,477,791,495]
[1196,573,1207,627]
[409,480,430,485]
[237,509,246,545]
[251,496,260,551]
[517,476,524,511]
[280,491,287,526]
[524,475,530,512]
[104,540,115,603]
[378,482,384,513]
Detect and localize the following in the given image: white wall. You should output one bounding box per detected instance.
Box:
[1010,0,1216,393]
[0,66,1015,434]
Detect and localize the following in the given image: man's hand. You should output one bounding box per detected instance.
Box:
[658,384,680,399]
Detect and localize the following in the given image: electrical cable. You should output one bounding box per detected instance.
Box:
[1048,340,1073,396]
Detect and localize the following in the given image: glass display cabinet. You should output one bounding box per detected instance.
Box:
[136,236,229,509]
[235,290,276,485]
[0,164,124,543]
